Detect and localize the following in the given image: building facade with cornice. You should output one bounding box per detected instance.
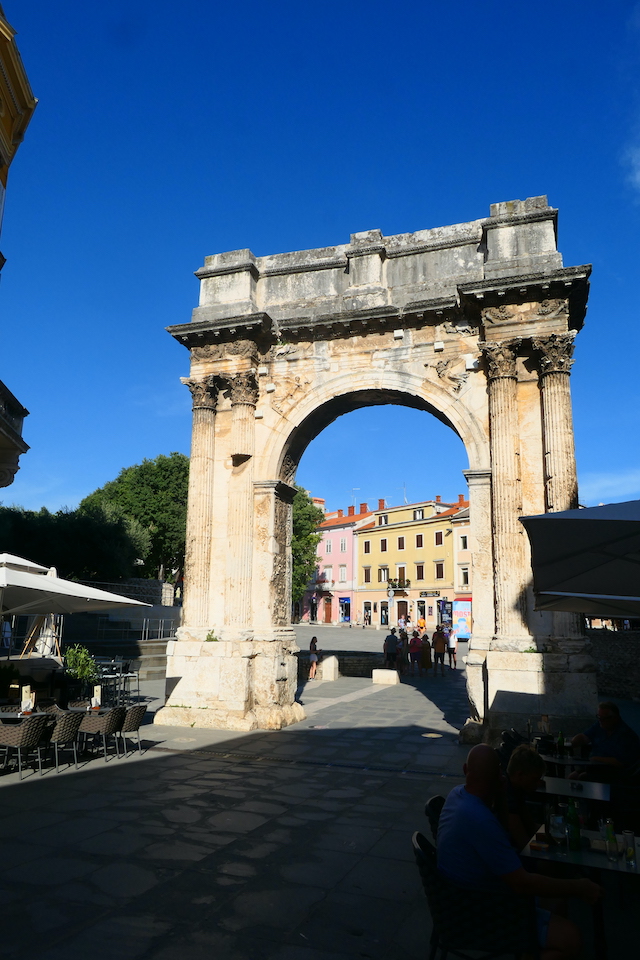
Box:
[0,4,35,486]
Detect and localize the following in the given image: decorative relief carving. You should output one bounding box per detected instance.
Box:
[482,304,518,325]
[271,495,290,626]
[228,371,259,406]
[280,454,297,485]
[434,358,469,393]
[533,333,576,376]
[191,340,258,362]
[181,375,220,411]
[443,320,479,336]
[271,375,311,417]
[479,340,521,380]
[537,299,568,320]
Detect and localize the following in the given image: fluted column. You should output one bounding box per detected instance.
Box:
[481,340,530,643]
[533,333,578,512]
[181,376,219,628]
[226,372,259,633]
[533,332,583,640]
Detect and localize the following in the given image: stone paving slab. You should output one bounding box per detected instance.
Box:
[1,670,638,958]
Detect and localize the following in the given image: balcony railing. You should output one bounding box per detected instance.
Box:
[388,578,411,590]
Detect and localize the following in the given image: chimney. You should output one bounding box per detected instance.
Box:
[378,498,385,510]
[458,494,465,505]
[348,505,355,516]
[337,509,343,518]
[360,502,368,514]
[436,495,441,503]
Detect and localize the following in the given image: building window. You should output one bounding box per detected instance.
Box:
[416,534,423,548]
[380,539,388,552]
[326,540,332,554]
[323,565,333,582]
[339,565,347,582]
[340,538,347,553]
[435,562,444,580]
[460,566,469,586]
[413,509,424,521]
[363,567,371,583]
[435,531,443,546]
[378,567,389,582]
[378,514,388,526]
[364,540,371,554]
[397,566,406,586]
[460,535,468,550]
[416,564,424,580]
[398,536,405,550]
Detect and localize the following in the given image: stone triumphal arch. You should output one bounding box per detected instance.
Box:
[155,196,597,732]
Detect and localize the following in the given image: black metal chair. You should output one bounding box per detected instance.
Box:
[117,703,147,756]
[0,714,52,779]
[80,706,126,761]
[48,710,84,772]
[424,795,446,840]
[412,831,539,960]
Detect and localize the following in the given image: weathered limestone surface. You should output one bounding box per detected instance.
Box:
[158,195,597,732]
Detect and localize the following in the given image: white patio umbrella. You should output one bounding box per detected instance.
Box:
[0,553,151,615]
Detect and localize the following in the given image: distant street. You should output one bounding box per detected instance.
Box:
[293,621,469,659]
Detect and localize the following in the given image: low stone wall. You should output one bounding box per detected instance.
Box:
[587,630,640,701]
[296,650,385,682]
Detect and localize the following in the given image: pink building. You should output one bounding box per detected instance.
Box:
[301,502,374,624]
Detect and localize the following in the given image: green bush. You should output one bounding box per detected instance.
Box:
[64,644,99,682]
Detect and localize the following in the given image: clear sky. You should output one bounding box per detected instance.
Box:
[2,1,640,515]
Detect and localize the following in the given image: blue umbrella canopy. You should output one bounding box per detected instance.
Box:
[520,499,640,617]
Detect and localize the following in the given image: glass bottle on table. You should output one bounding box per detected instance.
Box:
[556,729,565,758]
[622,830,636,869]
[566,800,581,852]
[605,818,618,862]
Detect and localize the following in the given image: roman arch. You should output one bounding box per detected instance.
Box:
[154,196,598,733]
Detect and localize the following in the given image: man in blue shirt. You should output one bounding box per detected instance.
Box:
[571,701,640,771]
[437,745,601,960]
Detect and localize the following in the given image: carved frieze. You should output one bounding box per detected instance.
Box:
[533,333,576,376]
[443,320,479,336]
[280,454,297,485]
[537,299,569,320]
[479,340,521,380]
[482,304,518,326]
[228,372,259,406]
[181,376,220,411]
[434,358,469,393]
[191,340,258,362]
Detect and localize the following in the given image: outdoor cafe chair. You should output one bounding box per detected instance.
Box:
[0,714,52,779]
[48,710,84,772]
[412,831,539,960]
[424,795,446,841]
[117,703,147,756]
[80,706,126,761]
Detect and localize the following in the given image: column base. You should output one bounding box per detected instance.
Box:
[155,636,305,731]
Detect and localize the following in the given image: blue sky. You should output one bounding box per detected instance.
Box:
[1,0,640,514]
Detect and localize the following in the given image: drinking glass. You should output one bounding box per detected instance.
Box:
[622,830,636,868]
[549,815,567,856]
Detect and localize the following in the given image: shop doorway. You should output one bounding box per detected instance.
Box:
[323,597,332,623]
[309,598,317,622]
[397,600,408,623]
[380,602,388,626]
[339,598,351,622]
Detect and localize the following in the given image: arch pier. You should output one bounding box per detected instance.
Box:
[154,196,597,733]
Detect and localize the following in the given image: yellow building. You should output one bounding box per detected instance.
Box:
[0,4,36,486]
[354,495,471,632]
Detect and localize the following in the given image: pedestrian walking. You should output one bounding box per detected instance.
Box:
[309,636,321,680]
[408,631,422,676]
[397,629,409,676]
[431,625,447,677]
[384,627,399,670]
[420,633,432,676]
[447,630,458,670]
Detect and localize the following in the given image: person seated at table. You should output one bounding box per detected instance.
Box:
[437,744,601,960]
[570,701,640,780]
[505,744,546,851]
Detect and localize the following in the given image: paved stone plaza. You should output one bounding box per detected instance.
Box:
[2,668,638,959]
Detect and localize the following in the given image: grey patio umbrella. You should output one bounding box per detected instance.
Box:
[0,553,150,615]
[520,500,640,617]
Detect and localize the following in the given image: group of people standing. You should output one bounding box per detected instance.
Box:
[383,623,457,677]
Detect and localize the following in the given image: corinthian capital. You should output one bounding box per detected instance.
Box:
[479,339,521,380]
[181,376,219,411]
[533,333,576,376]
[228,371,259,406]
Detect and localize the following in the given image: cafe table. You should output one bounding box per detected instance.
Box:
[521,828,639,959]
[537,776,611,803]
[539,753,598,777]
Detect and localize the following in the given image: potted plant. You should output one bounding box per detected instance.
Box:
[63,644,99,701]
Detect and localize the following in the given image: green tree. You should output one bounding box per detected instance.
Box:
[0,504,147,580]
[79,452,189,580]
[291,486,324,604]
